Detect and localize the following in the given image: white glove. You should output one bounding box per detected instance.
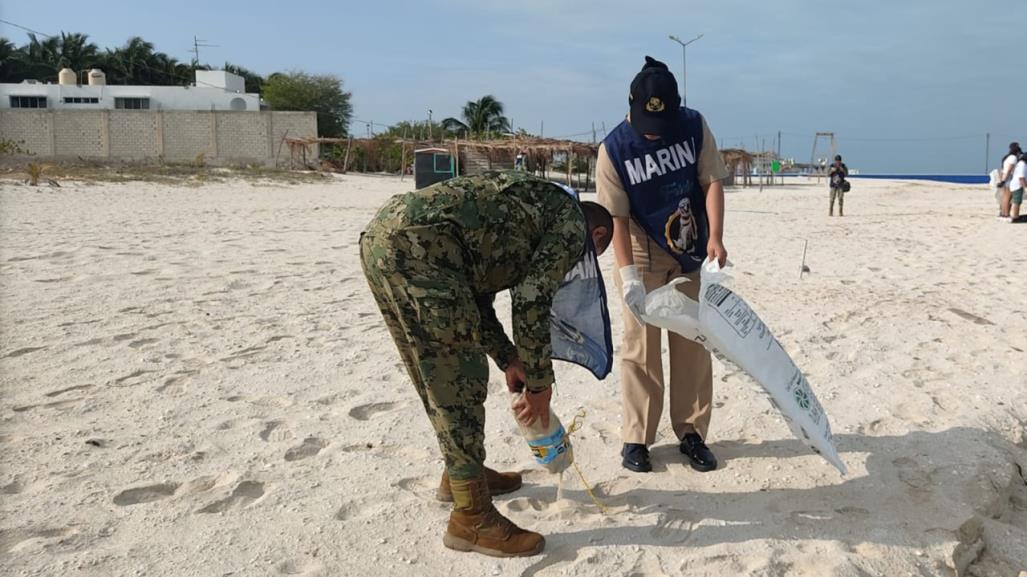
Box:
[619,265,647,326]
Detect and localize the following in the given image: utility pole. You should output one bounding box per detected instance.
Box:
[428,109,433,140]
[985,132,990,173]
[668,33,704,107]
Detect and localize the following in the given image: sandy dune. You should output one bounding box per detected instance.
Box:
[1,174,1025,577]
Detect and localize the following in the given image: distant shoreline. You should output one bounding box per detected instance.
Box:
[847,174,987,185]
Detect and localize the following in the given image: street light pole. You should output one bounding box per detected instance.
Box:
[668,33,704,107]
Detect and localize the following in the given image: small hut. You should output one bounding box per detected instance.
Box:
[414,147,455,189]
[720,148,755,187]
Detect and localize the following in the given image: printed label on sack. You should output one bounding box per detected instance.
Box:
[526,425,569,465]
[704,285,765,340]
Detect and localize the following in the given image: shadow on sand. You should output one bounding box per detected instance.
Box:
[513,427,1026,576]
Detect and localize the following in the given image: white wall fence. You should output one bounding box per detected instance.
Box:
[0,110,317,166]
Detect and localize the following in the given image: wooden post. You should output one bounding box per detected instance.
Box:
[566,148,572,188]
[399,142,406,181]
[453,139,460,176]
[799,239,809,279]
[587,154,595,191]
[275,130,289,168]
[342,136,353,173]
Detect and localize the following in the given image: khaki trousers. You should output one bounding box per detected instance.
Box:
[615,221,713,446]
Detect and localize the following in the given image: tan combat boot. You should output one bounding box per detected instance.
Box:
[442,475,544,557]
[436,467,522,502]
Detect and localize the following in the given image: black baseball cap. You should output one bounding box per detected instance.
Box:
[629,56,681,138]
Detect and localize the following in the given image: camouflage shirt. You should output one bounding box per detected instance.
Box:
[366,171,586,392]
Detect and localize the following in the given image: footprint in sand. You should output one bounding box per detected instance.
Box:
[333,499,378,522]
[275,559,324,576]
[347,402,398,421]
[112,369,154,387]
[284,437,327,462]
[196,481,266,514]
[12,398,83,413]
[505,497,548,513]
[2,346,47,359]
[113,483,180,506]
[0,527,79,554]
[44,384,93,397]
[393,475,437,496]
[259,421,295,443]
[156,371,198,394]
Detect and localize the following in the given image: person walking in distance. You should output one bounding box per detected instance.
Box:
[829,155,849,217]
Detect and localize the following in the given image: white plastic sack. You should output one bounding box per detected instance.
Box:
[989,168,1003,201]
[642,260,847,475]
[989,168,1002,188]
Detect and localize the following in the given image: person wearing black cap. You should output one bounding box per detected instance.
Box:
[596,56,729,474]
[828,155,849,217]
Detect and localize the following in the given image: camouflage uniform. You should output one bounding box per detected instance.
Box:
[359,171,586,480]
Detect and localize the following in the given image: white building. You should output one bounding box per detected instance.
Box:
[0,69,261,112]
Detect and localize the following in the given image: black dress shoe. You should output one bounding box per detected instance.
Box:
[621,443,652,473]
[680,433,718,472]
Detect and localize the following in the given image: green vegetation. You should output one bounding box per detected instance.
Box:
[441,95,511,139]
[262,72,353,138]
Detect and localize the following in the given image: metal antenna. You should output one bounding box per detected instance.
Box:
[190,36,219,66]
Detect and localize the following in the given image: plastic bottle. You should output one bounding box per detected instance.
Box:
[510,392,573,474]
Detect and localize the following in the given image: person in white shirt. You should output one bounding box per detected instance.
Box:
[1009,153,1026,221]
[999,142,1021,220]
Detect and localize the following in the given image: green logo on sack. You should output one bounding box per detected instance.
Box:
[793,386,811,410]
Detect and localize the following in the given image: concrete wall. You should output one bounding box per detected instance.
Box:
[0,110,317,166]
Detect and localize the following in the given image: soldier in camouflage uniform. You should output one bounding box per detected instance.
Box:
[359,171,612,557]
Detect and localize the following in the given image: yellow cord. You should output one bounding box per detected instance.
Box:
[566,409,610,515]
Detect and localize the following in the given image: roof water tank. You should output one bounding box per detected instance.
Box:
[58,68,76,85]
[88,69,106,86]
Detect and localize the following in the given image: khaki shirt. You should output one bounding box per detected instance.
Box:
[597,116,728,218]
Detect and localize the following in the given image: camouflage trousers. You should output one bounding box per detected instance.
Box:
[829,187,845,215]
[359,220,489,481]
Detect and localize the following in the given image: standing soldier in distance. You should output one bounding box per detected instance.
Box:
[829,155,849,217]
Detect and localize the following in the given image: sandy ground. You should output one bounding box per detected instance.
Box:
[1,173,1025,577]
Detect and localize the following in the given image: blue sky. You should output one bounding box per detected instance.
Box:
[3,0,1024,172]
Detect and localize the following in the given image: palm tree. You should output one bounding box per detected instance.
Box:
[22,33,61,80]
[104,36,156,84]
[0,38,23,82]
[56,32,100,72]
[442,95,511,139]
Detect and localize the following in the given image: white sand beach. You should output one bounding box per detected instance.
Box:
[1,174,1025,577]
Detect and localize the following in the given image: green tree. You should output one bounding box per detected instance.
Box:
[0,38,25,83]
[441,95,511,139]
[104,36,156,85]
[56,32,100,72]
[262,71,352,137]
[381,120,460,140]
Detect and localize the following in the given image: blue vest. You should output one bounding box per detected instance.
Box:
[548,184,613,380]
[604,108,708,272]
